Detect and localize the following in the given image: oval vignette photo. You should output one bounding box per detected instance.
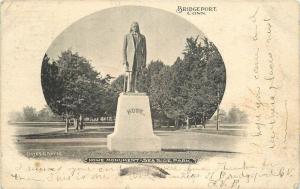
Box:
[9,6,248,162]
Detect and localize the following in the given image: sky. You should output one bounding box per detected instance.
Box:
[46,6,206,78]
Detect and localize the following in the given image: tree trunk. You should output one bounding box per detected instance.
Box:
[79,114,84,130]
[202,113,206,128]
[186,116,190,130]
[158,117,162,128]
[216,104,220,130]
[152,119,155,128]
[216,84,220,130]
[74,118,78,130]
[65,117,69,133]
[202,117,206,129]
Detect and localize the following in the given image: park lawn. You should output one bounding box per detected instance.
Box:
[186,128,246,136]
[13,124,243,161]
[18,145,236,161]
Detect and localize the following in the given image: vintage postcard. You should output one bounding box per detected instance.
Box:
[0,0,299,188]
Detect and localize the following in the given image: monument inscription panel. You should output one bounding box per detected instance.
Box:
[107,93,161,151]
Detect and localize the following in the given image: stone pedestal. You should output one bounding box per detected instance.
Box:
[107,93,161,151]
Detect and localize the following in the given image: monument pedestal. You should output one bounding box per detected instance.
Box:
[107,93,161,151]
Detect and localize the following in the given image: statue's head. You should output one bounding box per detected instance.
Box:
[130,22,140,34]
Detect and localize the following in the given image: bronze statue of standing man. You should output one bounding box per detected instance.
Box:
[123,22,147,92]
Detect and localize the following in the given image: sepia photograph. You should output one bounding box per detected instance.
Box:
[10,6,241,161]
[1,1,299,188]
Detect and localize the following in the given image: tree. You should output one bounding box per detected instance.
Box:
[41,54,64,117]
[219,109,227,122]
[110,75,126,118]
[164,36,226,128]
[9,105,63,123]
[169,57,190,128]
[23,106,38,121]
[9,111,24,122]
[149,65,173,127]
[211,108,227,129]
[37,105,62,121]
[227,106,248,124]
[137,60,165,93]
[41,50,110,132]
[136,36,226,129]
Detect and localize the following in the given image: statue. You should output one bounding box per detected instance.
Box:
[123,22,147,92]
[107,22,161,151]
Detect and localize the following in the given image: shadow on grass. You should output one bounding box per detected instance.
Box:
[189,128,246,136]
[162,148,239,154]
[18,147,237,161]
[16,128,113,139]
[16,127,245,140]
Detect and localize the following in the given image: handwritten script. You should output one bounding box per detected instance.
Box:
[10,160,295,188]
[249,7,283,149]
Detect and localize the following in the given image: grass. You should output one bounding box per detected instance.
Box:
[17,144,236,161]
[13,123,245,161]
[186,128,246,136]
